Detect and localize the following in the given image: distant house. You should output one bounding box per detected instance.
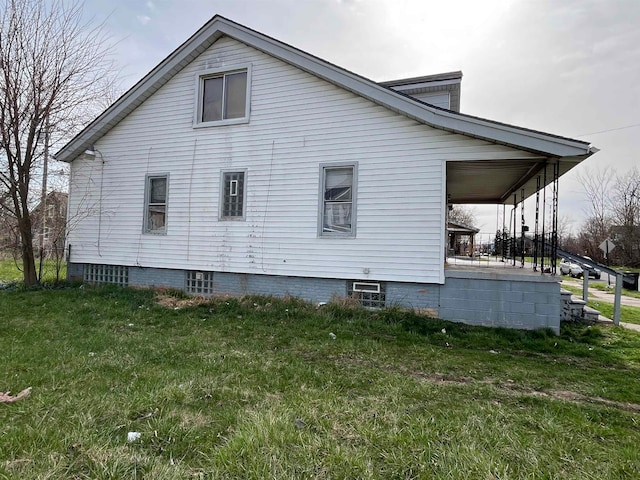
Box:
[55,16,596,332]
[31,191,68,258]
[447,221,480,257]
[0,203,19,257]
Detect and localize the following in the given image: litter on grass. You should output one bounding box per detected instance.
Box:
[0,387,31,403]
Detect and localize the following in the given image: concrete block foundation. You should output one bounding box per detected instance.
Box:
[69,262,561,333]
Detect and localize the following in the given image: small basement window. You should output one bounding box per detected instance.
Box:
[349,280,386,308]
[186,271,215,295]
[84,264,129,286]
[195,66,250,127]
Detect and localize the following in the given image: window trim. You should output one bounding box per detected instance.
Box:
[194,64,251,128]
[143,173,169,235]
[318,162,357,238]
[219,169,248,221]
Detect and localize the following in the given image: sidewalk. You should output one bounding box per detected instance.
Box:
[561,278,640,307]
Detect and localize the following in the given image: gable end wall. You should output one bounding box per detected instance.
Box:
[67,36,541,285]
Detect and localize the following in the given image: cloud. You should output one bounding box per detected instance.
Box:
[146,1,156,11]
[137,15,151,26]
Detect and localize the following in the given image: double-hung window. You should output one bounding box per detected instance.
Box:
[144,174,168,234]
[196,66,250,126]
[220,171,246,220]
[320,164,356,236]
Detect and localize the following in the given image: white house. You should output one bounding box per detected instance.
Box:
[56,16,596,332]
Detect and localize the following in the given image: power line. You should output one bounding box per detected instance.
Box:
[575,123,640,137]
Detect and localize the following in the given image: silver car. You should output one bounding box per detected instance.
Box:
[559,260,583,278]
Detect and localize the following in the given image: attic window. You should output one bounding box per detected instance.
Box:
[195,65,250,127]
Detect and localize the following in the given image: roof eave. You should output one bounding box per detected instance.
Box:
[55,15,595,163]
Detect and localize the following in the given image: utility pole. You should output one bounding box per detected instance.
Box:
[38,116,49,281]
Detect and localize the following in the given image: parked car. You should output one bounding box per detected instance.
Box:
[559,260,583,278]
[582,264,602,279]
[581,256,602,279]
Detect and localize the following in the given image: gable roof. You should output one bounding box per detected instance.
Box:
[55,15,595,165]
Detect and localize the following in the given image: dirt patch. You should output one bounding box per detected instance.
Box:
[409,371,474,384]
[530,389,640,413]
[155,293,210,309]
[404,367,640,413]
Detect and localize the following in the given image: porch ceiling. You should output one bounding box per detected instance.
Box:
[446,157,581,205]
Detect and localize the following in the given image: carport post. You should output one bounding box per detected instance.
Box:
[614,273,622,326]
[582,273,589,302]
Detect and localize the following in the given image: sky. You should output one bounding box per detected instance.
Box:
[78,0,640,235]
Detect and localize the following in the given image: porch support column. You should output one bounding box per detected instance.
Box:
[520,187,525,268]
[534,175,541,272]
[512,194,517,266]
[551,160,560,274]
[541,162,547,274]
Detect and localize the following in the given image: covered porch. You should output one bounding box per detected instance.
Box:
[445,136,595,274]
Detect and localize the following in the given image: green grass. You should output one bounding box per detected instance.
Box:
[562,284,640,325]
[586,301,640,325]
[614,266,640,273]
[0,257,66,284]
[2,286,640,479]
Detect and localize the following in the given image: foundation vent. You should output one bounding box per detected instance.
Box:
[349,281,386,308]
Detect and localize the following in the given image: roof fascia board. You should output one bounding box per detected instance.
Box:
[387,79,461,90]
[379,71,463,86]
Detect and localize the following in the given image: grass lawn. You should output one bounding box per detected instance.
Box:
[2,286,640,479]
[562,284,640,325]
[0,258,66,284]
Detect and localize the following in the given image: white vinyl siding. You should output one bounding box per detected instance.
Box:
[67,36,543,284]
[409,91,450,109]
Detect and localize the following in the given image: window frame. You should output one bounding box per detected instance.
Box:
[143,174,169,235]
[318,162,357,238]
[194,64,251,128]
[219,169,248,221]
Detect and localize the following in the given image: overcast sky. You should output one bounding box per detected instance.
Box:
[80,0,639,234]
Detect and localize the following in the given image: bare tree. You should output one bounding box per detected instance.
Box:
[556,214,574,249]
[576,167,615,262]
[449,204,477,227]
[0,0,115,285]
[610,167,640,266]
